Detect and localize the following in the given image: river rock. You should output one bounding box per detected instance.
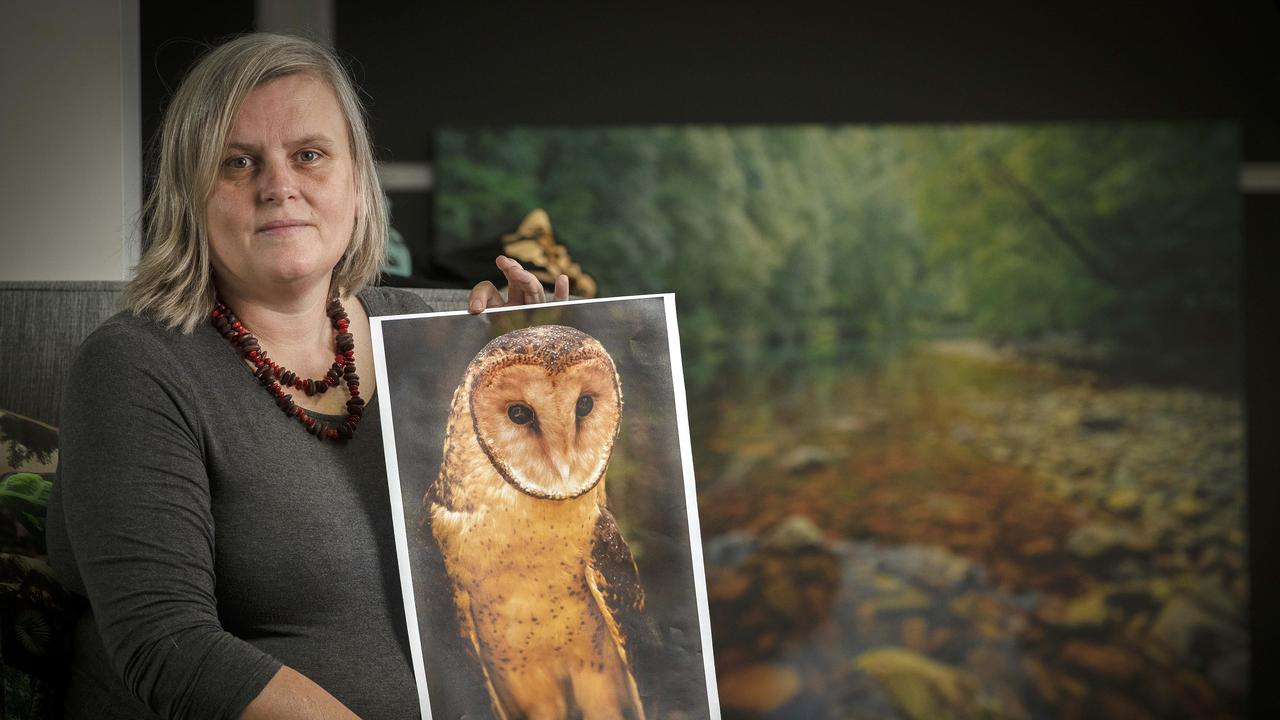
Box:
[777,445,838,474]
[1018,537,1056,558]
[950,422,977,444]
[872,586,933,613]
[1059,640,1144,680]
[725,525,842,645]
[761,574,801,616]
[1104,487,1143,515]
[732,439,779,459]
[901,616,929,652]
[1035,588,1110,629]
[949,592,1016,632]
[872,573,905,593]
[834,662,904,719]
[1171,493,1208,519]
[1066,522,1154,558]
[882,543,978,591]
[718,663,802,714]
[715,453,762,487]
[762,515,826,551]
[1148,595,1247,669]
[1080,409,1125,432]
[1021,656,1086,704]
[831,414,870,433]
[1098,690,1155,720]
[853,648,979,720]
[1192,573,1241,621]
[1106,584,1160,615]
[706,567,751,602]
[1207,648,1249,698]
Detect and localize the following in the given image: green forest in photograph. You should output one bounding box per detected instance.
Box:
[434,124,1246,719]
[436,124,1241,392]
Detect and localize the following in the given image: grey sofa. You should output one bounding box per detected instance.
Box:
[0,281,474,426]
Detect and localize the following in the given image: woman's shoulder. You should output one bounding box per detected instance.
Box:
[79,310,190,356]
[73,310,215,382]
[61,310,216,430]
[358,285,442,315]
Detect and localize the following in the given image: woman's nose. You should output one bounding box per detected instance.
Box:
[257,157,299,204]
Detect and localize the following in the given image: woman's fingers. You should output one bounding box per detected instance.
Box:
[497,255,546,306]
[470,258,568,313]
[468,281,503,314]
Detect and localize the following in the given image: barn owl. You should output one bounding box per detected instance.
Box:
[424,325,647,720]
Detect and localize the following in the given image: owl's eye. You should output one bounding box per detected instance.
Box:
[507,404,535,425]
[575,395,594,418]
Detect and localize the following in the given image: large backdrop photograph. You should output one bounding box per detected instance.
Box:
[428,123,1247,719]
[373,295,718,720]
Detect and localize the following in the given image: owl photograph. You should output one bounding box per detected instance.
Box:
[372,295,719,720]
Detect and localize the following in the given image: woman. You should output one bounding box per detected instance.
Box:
[46,33,566,719]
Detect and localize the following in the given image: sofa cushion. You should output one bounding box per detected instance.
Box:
[0,282,127,427]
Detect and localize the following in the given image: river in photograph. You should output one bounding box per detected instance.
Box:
[691,339,1246,720]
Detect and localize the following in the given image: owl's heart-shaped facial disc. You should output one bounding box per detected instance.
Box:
[471,354,621,500]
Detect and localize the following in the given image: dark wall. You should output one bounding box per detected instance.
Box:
[140,1,255,186]
[337,2,1280,155]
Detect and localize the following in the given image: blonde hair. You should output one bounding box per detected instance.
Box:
[125,33,386,332]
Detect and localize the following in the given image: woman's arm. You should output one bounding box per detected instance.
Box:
[240,666,360,720]
[53,321,283,718]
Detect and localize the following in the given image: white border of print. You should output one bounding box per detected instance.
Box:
[370,293,721,719]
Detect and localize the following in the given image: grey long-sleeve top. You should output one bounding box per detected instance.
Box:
[46,287,430,720]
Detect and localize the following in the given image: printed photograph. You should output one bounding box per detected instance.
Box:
[425,123,1246,719]
[373,295,719,719]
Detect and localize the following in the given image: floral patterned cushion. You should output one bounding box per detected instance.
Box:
[0,412,57,478]
[1,410,78,720]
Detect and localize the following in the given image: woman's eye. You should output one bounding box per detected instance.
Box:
[507,404,535,426]
[297,150,321,162]
[575,395,594,418]
[225,156,253,170]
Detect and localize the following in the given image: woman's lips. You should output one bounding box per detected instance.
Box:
[257,220,311,235]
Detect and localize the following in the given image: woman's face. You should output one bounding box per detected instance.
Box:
[206,73,357,298]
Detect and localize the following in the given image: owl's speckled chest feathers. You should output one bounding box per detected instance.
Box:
[431,387,610,672]
[426,330,645,718]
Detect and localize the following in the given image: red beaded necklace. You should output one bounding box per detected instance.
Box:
[212,297,365,442]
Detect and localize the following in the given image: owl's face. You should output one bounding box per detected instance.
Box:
[468,332,622,500]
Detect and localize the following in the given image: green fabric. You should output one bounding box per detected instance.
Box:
[0,473,51,548]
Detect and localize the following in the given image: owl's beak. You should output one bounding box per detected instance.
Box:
[550,448,573,486]
[547,428,575,488]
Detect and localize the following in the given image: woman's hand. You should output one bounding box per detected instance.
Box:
[468,255,570,313]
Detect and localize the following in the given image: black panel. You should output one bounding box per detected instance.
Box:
[140,1,255,192]
[337,1,1280,157]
